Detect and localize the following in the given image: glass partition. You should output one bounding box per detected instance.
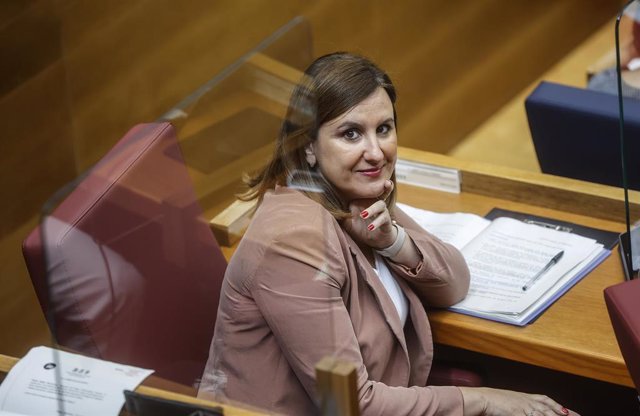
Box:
[159,15,312,218]
[31,16,350,414]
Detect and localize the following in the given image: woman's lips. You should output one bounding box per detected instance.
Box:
[358,167,383,177]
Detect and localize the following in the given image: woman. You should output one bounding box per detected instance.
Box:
[199,52,578,416]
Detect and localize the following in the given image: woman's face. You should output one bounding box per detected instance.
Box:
[310,87,397,202]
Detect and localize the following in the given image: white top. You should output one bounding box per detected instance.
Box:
[373,253,409,326]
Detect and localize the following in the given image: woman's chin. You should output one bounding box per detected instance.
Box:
[345,187,385,201]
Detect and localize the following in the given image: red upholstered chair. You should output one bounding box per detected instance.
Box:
[22,122,227,388]
[604,278,640,394]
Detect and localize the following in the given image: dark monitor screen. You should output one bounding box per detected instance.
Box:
[525,81,640,191]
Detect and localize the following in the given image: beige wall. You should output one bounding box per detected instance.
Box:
[0,0,620,357]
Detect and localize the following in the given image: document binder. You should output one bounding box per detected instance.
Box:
[485,208,619,249]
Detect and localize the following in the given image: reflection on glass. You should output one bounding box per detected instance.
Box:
[32,123,228,387]
[26,16,313,414]
[159,16,313,218]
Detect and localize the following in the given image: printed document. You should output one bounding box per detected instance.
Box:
[0,346,153,416]
[398,203,607,325]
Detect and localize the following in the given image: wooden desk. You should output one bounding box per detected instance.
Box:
[214,147,634,388]
[396,148,635,388]
[0,354,269,416]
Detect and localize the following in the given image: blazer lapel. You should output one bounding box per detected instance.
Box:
[394,275,433,384]
[346,240,409,358]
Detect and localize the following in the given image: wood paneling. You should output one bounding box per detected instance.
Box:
[0,0,60,96]
[59,0,306,170]
[0,221,51,356]
[0,0,622,358]
[0,61,76,235]
[450,15,621,172]
[305,0,621,153]
[394,0,619,152]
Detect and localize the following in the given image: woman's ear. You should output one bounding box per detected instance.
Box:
[305,144,316,168]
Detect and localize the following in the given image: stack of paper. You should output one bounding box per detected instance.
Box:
[398,203,610,326]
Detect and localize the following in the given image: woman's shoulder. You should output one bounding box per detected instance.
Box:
[248,187,338,240]
[233,187,350,285]
[260,187,331,219]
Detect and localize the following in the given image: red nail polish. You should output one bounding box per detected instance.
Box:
[361,210,369,219]
[367,224,374,231]
[561,408,569,415]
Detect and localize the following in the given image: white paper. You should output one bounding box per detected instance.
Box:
[397,204,604,324]
[453,217,600,314]
[397,203,490,249]
[0,346,153,416]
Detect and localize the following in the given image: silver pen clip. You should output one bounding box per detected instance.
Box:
[523,219,572,233]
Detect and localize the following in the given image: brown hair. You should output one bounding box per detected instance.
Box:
[241,52,398,218]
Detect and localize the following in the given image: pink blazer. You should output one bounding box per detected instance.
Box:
[199,187,470,415]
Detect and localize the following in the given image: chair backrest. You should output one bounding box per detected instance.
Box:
[22,122,227,387]
[604,278,640,393]
[525,81,640,190]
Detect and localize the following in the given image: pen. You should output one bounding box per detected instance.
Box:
[522,250,564,291]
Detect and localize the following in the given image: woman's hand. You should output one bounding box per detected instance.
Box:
[342,180,396,250]
[342,180,421,268]
[459,387,579,416]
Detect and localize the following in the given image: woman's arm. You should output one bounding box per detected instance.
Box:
[389,206,470,307]
[343,193,470,308]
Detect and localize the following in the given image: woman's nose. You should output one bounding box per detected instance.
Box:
[363,136,384,162]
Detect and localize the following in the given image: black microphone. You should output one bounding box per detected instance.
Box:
[616,0,640,280]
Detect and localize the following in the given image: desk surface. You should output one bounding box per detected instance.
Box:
[396,148,634,387]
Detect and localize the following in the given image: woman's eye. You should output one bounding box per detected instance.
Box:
[343,129,360,140]
[377,124,391,135]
